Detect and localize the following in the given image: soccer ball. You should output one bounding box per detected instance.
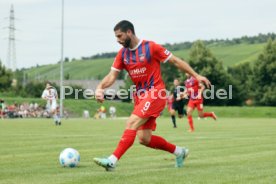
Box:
[59,148,80,168]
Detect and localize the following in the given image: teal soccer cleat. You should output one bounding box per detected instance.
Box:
[93,157,116,171]
[175,148,189,168]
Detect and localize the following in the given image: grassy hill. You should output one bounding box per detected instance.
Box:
[26,58,113,81]
[172,43,264,67]
[25,43,265,80]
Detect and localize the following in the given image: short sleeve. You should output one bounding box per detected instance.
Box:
[153,42,172,63]
[41,90,46,98]
[111,49,125,72]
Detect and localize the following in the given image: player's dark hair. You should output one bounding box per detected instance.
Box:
[114,20,135,35]
[46,81,52,86]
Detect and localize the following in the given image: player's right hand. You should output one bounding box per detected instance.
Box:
[95,89,104,103]
[180,91,188,99]
[196,75,211,88]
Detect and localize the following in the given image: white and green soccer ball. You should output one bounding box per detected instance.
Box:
[59,148,80,168]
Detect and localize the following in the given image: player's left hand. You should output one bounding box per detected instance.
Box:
[196,75,211,88]
[195,95,202,100]
[95,89,104,103]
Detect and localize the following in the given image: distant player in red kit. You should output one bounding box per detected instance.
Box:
[184,73,217,132]
[93,20,211,171]
[167,93,174,112]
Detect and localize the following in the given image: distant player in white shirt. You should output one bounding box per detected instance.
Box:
[41,82,61,125]
[109,106,116,119]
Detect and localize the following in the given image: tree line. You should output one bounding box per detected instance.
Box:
[160,39,276,106]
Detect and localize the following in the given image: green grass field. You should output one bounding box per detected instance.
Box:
[0,117,275,184]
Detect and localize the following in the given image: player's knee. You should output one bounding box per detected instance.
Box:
[138,136,150,145]
[198,114,204,118]
[126,119,139,130]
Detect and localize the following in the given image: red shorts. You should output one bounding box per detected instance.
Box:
[132,89,166,131]
[188,98,203,111]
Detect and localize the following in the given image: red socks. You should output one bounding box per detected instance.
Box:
[146,135,176,153]
[188,115,194,130]
[203,112,213,118]
[112,130,178,160]
[113,129,137,159]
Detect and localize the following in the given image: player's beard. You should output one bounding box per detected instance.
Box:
[122,36,131,48]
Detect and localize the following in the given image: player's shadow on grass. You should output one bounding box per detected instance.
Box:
[162,157,192,169]
[58,164,90,169]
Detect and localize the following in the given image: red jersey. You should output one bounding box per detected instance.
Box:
[185,77,201,100]
[112,40,172,91]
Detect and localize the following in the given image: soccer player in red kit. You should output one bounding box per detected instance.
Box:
[93,20,211,171]
[184,73,217,132]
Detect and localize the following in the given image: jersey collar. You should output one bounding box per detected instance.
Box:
[129,39,143,51]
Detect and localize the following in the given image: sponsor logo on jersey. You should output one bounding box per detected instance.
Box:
[129,67,147,75]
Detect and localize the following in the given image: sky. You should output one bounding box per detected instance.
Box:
[0,0,276,69]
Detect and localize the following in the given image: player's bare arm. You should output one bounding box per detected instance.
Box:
[168,55,211,88]
[95,70,119,103]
